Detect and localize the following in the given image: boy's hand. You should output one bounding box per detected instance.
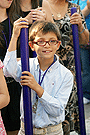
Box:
[20,71,44,98]
[12,18,29,39]
[8,18,29,52]
[20,71,38,90]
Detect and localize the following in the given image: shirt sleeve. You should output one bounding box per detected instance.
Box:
[3,50,22,82]
[39,71,74,117]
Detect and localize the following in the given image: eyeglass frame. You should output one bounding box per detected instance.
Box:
[31,40,59,46]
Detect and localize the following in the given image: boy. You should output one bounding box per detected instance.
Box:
[3,18,73,135]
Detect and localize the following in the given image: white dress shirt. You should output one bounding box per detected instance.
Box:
[3,50,73,128]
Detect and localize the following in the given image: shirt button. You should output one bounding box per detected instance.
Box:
[38,114,40,116]
[52,82,54,85]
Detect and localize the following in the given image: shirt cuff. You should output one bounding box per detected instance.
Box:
[39,91,51,104]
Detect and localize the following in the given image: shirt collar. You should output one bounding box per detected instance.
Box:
[34,54,59,72]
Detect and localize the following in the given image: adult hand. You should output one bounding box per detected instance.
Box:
[37,7,46,20]
[70,12,82,28]
[25,12,33,24]
[24,7,46,24]
[30,7,46,22]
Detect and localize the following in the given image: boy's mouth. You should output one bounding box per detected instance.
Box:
[42,50,52,53]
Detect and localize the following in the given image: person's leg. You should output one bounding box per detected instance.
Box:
[80,48,90,100]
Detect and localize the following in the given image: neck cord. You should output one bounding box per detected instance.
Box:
[38,56,56,86]
[32,56,56,113]
[36,56,56,99]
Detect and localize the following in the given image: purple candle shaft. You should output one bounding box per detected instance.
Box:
[20,28,33,135]
[71,7,86,135]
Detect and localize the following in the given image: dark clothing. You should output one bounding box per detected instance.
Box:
[0,18,10,61]
[80,48,90,100]
[1,80,21,131]
[0,18,21,131]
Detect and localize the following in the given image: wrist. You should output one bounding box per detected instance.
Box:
[12,34,18,41]
[8,35,17,52]
[78,26,85,34]
[35,84,44,98]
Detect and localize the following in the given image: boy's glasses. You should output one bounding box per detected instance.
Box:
[32,40,59,46]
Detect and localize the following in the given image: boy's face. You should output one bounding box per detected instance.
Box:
[29,32,61,60]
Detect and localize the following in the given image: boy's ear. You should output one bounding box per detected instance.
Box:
[29,41,35,51]
[57,41,61,50]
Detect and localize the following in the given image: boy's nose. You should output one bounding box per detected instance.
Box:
[44,42,50,47]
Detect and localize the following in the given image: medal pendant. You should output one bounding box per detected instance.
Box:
[57,13,61,18]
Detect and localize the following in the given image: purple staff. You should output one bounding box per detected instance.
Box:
[20,27,33,135]
[71,7,86,135]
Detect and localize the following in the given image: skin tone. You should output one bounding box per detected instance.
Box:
[29,32,61,70]
[8,17,61,98]
[15,0,53,62]
[20,0,53,24]
[0,0,13,22]
[47,0,89,44]
[87,0,90,9]
[82,0,90,17]
[0,68,10,109]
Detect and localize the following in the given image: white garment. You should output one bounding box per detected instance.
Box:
[3,50,74,128]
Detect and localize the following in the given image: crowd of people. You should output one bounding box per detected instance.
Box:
[0,0,90,135]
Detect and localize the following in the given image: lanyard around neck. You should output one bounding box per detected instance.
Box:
[38,56,56,86]
[2,17,11,49]
[36,56,56,100]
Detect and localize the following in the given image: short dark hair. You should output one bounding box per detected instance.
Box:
[29,21,61,41]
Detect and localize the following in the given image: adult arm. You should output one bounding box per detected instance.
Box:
[82,5,90,17]
[0,61,10,109]
[42,0,54,22]
[70,7,89,44]
[82,0,90,17]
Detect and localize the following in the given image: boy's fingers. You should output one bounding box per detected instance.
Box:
[20,75,29,79]
[22,71,32,76]
[20,79,28,83]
